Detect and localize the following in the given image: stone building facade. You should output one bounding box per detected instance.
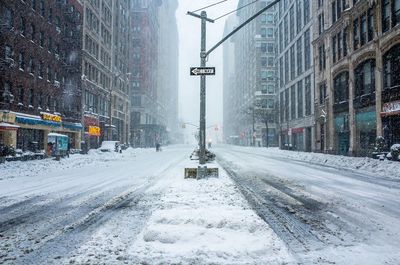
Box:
[0,0,83,152]
[313,0,400,156]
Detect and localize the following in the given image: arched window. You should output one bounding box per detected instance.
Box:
[355,59,375,97]
[383,44,400,89]
[333,71,349,104]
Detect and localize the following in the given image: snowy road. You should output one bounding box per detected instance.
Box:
[215,145,400,264]
[0,147,189,264]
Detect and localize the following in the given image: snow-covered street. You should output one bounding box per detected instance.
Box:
[1,144,400,264]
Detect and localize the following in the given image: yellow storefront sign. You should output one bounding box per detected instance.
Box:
[88,126,101,136]
[41,113,62,122]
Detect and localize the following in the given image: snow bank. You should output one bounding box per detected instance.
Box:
[0,147,154,181]
[129,160,294,264]
[229,146,400,179]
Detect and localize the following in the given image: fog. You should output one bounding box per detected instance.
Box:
[177,0,239,143]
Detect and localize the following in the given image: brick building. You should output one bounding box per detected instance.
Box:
[0,0,83,152]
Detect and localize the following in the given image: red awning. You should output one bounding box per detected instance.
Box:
[380,110,400,117]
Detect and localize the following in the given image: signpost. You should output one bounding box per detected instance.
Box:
[190,67,216,76]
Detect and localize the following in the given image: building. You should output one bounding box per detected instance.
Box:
[276,0,315,152]
[228,0,279,147]
[313,0,400,156]
[157,0,180,144]
[223,15,238,144]
[130,0,163,148]
[81,0,131,149]
[0,0,83,152]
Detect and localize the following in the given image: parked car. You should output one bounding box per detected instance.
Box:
[99,141,121,152]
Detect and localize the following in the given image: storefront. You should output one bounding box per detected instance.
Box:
[381,100,400,148]
[355,110,376,156]
[0,111,82,152]
[335,113,350,155]
[84,115,101,149]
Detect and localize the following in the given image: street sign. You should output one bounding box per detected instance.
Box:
[190,67,216,76]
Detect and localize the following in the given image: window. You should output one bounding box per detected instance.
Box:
[318,13,325,35]
[32,0,36,10]
[296,1,302,34]
[40,31,45,47]
[284,51,289,84]
[38,61,43,78]
[289,6,294,41]
[20,17,26,36]
[48,8,52,23]
[353,18,359,50]
[304,0,310,24]
[19,52,25,70]
[319,82,327,104]
[304,30,311,70]
[5,7,14,28]
[355,60,376,97]
[48,37,52,53]
[18,86,24,104]
[268,85,275,94]
[343,27,348,56]
[382,0,391,32]
[383,44,400,89]
[291,85,296,119]
[333,71,349,103]
[297,37,303,76]
[305,75,312,116]
[290,45,295,80]
[29,88,34,106]
[319,44,326,71]
[5,45,12,59]
[28,57,34,74]
[40,0,45,17]
[297,80,303,118]
[360,14,367,45]
[30,23,35,41]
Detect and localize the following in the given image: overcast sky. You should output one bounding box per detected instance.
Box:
[176,0,239,141]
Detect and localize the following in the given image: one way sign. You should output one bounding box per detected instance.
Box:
[190,67,216,76]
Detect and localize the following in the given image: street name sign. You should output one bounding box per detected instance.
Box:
[190,67,216,76]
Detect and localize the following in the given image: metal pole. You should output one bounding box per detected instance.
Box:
[199,11,207,165]
[109,78,113,141]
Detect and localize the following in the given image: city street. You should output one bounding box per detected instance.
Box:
[1,145,400,264]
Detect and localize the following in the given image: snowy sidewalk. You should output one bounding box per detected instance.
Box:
[127,160,294,264]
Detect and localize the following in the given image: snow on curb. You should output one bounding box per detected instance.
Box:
[231,146,400,179]
[129,160,294,264]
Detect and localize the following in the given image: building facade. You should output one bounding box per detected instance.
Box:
[276,0,315,152]
[130,0,163,148]
[229,0,279,147]
[313,0,400,156]
[0,0,83,152]
[223,15,238,144]
[157,0,180,144]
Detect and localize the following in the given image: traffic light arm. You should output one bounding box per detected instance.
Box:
[205,0,280,57]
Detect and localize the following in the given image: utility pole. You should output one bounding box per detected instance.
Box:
[187,11,214,166]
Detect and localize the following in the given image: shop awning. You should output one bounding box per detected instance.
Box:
[63,122,83,131]
[0,122,20,131]
[16,116,61,127]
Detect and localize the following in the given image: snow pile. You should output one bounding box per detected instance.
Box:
[0,147,144,180]
[129,161,294,264]
[228,146,400,179]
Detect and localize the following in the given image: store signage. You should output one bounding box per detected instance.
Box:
[382,100,400,113]
[88,126,101,136]
[41,113,62,122]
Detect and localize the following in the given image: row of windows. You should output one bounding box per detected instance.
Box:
[279,30,311,88]
[5,46,63,84]
[279,75,312,122]
[83,61,111,90]
[2,81,63,112]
